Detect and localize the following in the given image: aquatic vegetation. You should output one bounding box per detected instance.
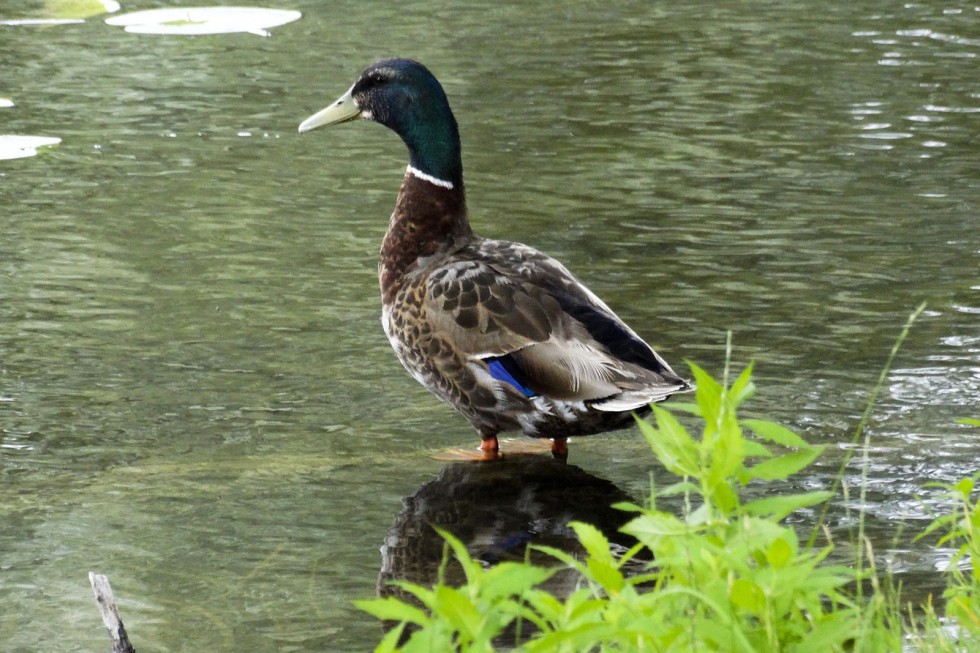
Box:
[359,359,869,652]
[43,0,119,19]
[909,433,980,652]
[0,17,84,26]
[104,7,301,37]
[0,134,61,160]
[0,0,116,25]
[358,322,980,651]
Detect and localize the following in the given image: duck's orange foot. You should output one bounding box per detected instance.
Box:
[430,434,501,461]
[430,447,501,462]
[429,437,563,462]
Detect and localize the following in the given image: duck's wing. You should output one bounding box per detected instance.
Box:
[424,241,689,409]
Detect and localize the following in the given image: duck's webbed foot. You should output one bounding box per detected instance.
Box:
[430,434,561,462]
[430,434,501,462]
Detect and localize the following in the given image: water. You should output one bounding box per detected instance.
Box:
[1,0,977,650]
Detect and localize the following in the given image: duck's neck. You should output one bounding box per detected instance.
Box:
[394,93,464,191]
[379,169,472,303]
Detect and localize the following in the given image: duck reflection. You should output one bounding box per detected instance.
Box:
[378,455,639,603]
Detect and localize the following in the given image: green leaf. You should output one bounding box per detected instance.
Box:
[661,400,702,416]
[521,590,564,621]
[637,407,699,476]
[730,578,766,614]
[729,362,756,407]
[766,536,795,569]
[432,585,482,638]
[957,418,980,428]
[622,511,690,540]
[745,446,825,481]
[432,527,486,588]
[743,418,811,449]
[571,522,614,564]
[707,420,745,484]
[387,581,437,610]
[791,614,862,652]
[534,544,587,576]
[743,491,835,520]
[586,558,626,593]
[704,480,739,516]
[689,362,723,425]
[742,439,773,459]
[611,501,645,513]
[373,622,408,653]
[736,515,792,551]
[355,596,429,625]
[481,562,553,602]
[954,477,975,497]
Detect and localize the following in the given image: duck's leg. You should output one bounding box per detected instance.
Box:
[550,437,568,462]
[430,432,503,462]
[431,433,554,461]
[480,434,501,460]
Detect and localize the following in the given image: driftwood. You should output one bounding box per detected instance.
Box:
[88,572,137,653]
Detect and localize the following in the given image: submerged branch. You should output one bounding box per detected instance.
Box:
[88,572,137,653]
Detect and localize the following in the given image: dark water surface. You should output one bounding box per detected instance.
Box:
[1,1,977,650]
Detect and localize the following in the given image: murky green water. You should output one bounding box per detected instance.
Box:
[1,1,977,650]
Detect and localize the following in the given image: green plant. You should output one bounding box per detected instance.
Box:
[909,418,980,651]
[357,310,975,652]
[358,356,899,652]
[361,530,554,652]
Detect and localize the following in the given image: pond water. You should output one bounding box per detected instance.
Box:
[1,1,977,651]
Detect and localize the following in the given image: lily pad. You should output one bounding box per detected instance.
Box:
[44,0,121,19]
[0,18,85,26]
[0,135,62,161]
[105,6,301,37]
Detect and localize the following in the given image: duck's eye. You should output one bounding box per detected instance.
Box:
[355,72,387,96]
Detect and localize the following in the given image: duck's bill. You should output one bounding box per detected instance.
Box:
[298,87,359,133]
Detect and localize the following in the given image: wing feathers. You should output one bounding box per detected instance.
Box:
[423,242,689,407]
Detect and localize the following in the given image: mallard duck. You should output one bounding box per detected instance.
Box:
[299,58,690,460]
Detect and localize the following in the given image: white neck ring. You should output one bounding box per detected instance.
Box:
[406,165,454,190]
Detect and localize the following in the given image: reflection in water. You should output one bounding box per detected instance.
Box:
[378,455,638,610]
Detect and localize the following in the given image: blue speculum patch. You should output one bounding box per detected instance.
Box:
[486,357,537,398]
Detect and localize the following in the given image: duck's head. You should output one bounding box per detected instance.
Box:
[299,58,462,188]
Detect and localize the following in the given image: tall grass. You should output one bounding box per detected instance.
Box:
[358,307,979,652]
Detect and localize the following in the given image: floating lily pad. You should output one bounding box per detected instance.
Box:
[0,135,62,161]
[44,0,121,19]
[0,18,85,26]
[105,6,301,37]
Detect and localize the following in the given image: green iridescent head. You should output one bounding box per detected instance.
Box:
[300,58,463,188]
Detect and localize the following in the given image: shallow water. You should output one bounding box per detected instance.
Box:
[1,1,977,650]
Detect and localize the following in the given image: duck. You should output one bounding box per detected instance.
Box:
[299,58,690,461]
